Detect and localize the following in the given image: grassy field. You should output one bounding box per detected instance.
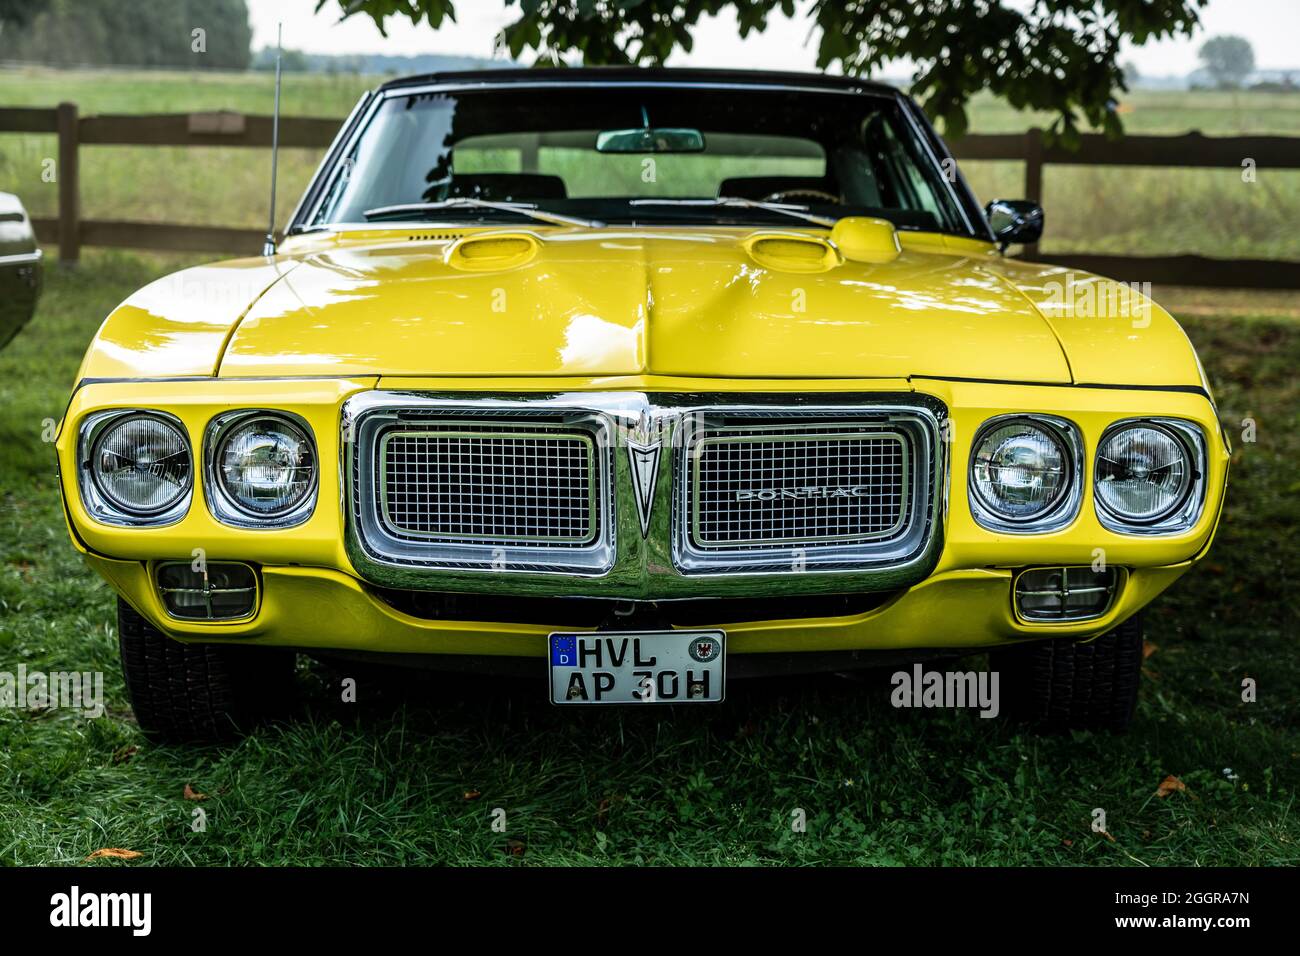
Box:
[0,251,1296,866]
[0,67,1298,258]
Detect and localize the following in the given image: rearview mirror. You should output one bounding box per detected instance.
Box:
[596,127,706,154]
[984,199,1044,250]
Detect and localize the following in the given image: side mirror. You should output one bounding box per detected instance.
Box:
[984,199,1044,251]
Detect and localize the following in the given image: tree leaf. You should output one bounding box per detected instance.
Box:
[327,0,1210,137]
[1155,774,1187,798]
[85,848,142,860]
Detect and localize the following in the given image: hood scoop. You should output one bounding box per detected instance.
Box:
[741,217,902,272]
[743,232,838,273]
[830,216,901,264]
[446,232,540,271]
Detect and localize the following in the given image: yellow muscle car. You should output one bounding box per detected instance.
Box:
[57,69,1228,739]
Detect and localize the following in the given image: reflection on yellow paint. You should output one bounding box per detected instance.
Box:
[78,225,1202,390]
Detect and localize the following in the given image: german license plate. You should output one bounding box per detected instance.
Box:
[548,630,725,705]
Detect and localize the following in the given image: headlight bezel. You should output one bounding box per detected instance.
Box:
[1094,417,1207,535]
[77,409,194,527]
[204,410,319,529]
[968,413,1084,533]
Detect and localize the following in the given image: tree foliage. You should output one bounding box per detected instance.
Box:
[0,0,51,31]
[1198,35,1255,90]
[0,0,252,70]
[325,0,1208,142]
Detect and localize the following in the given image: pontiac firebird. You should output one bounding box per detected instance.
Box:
[56,69,1229,739]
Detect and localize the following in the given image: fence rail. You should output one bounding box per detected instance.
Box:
[3,102,1299,288]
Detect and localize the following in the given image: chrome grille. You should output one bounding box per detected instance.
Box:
[347,398,616,577]
[344,392,942,585]
[380,427,596,545]
[691,428,908,548]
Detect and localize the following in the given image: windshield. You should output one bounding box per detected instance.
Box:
[308,84,976,236]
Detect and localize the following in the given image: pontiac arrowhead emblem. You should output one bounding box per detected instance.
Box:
[627,411,661,537]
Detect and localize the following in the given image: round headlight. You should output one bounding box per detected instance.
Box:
[91,413,192,515]
[1095,423,1191,522]
[971,419,1070,521]
[214,415,316,518]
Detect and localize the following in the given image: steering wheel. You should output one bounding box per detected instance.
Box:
[761,188,841,205]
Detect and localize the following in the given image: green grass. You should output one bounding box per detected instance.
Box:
[0,68,1298,257]
[962,88,1300,135]
[0,66,366,232]
[0,252,1296,866]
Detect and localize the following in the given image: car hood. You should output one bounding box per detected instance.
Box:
[80,227,1206,389]
[215,228,1070,381]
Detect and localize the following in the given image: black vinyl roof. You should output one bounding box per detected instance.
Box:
[376,66,901,97]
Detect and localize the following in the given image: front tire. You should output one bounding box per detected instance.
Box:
[117,598,295,742]
[992,614,1144,732]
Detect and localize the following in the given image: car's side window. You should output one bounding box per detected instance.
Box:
[315,95,459,223]
[860,113,958,227]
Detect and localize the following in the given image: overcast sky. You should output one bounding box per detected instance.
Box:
[247,0,1300,75]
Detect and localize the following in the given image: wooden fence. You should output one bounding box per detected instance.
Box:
[2,101,1299,288]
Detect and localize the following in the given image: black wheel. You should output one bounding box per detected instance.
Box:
[116,598,295,742]
[991,614,1144,733]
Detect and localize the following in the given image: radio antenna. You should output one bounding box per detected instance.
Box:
[262,22,283,257]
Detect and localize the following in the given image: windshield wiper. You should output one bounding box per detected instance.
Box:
[363,198,604,229]
[629,197,837,227]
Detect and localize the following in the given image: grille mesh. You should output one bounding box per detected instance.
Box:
[692,431,907,548]
[380,428,595,544]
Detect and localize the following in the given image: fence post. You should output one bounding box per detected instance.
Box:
[56,101,80,264]
[1023,126,1043,259]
